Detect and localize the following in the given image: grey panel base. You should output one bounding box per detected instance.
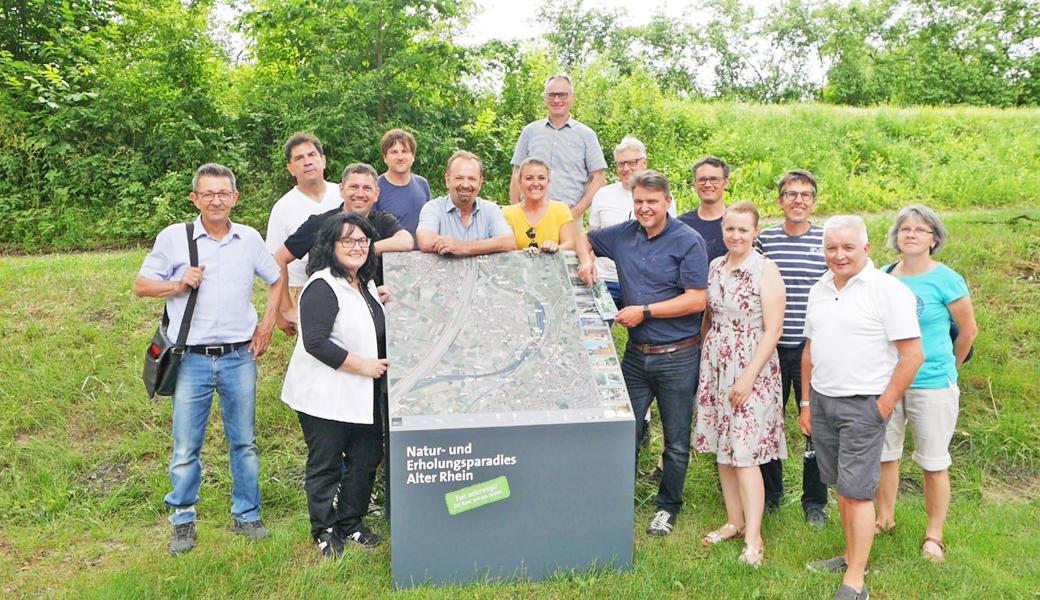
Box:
[390,420,634,588]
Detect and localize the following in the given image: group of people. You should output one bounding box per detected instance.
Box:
[133,73,978,600]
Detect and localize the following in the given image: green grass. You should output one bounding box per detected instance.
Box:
[1,209,1038,598]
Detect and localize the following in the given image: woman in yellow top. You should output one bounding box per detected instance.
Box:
[502,158,576,254]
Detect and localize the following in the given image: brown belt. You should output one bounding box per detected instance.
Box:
[630,335,701,355]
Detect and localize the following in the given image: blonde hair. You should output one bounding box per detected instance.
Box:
[725,200,760,227]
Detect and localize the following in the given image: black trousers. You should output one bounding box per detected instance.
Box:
[760,343,828,512]
[297,400,383,539]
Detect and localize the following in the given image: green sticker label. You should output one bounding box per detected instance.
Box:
[444,476,511,515]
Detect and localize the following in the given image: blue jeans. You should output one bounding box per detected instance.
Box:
[165,347,261,525]
[622,343,700,514]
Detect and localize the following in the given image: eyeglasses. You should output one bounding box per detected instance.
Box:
[616,159,646,170]
[781,191,815,202]
[337,236,371,249]
[695,176,725,187]
[525,227,537,248]
[544,92,571,100]
[897,227,933,237]
[197,191,234,203]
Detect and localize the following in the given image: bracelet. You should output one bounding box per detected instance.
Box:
[799,401,810,408]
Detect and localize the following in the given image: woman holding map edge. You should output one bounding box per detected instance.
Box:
[281,213,388,559]
[502,157,577,254]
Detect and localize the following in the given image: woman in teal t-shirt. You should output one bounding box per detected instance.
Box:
[874,205,978,565]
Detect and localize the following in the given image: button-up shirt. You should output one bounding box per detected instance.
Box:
[138,217,280,345]
[510,117,607,207]
[589,217,709,344]
[416,195,512,242]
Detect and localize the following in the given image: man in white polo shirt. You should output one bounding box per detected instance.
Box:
[266,133,342,319]
[800,215,923,600]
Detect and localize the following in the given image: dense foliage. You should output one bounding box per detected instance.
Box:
[1,0,1038,251]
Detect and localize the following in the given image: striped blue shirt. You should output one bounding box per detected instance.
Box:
[756,224,827,347]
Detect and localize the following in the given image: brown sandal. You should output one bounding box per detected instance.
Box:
[922,536,946,563]
[874,521,895,535]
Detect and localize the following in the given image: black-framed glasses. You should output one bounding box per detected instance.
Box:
[695,176,725,187]
[617,158,646,170]
[544,92,571,100]
[781,191,815,202]
[526,227,537,248]
[337,236,371,249]
[897,227,933,237]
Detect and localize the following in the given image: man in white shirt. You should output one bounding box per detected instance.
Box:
[266,133,342,310]
[800,215,923,600]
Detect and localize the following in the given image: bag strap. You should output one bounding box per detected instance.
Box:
[170,223,200,349]
[884,262,898,274]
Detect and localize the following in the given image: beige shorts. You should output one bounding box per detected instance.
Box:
[881,384,960,471]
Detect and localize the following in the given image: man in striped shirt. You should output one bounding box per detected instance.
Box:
[756,170,830,527]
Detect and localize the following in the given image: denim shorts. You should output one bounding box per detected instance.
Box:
[810,388,887,501]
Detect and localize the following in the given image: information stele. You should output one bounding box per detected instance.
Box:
[384,252,635,589]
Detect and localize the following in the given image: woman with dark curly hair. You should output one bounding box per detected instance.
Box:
[281,212,388,558]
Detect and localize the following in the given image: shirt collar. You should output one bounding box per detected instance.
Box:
[820,258,877,289]
[191,216,242,241]
[444,196,482,214]
[541,117,573,130]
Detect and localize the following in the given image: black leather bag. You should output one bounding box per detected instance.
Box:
[142,223,200,398]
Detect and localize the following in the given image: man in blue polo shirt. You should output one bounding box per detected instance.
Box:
[134,163,282,554]
[577,170,709,536]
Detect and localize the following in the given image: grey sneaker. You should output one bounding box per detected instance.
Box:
[833,583,869,600]
[805,507,828,530]
[646,510,676,536]
[169,522,196,554]
[232,519,269,540]
[808,555,870,574]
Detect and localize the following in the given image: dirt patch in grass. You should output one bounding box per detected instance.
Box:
[981,469,1040,504]
[87,309,117,325]
[82,461,131,496]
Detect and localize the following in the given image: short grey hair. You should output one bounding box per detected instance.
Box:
[193,163,237,192]
[340,162,378,184]
[887,204,948,255]
[630,170,671,198]
[543,73,573,95]
[823,215,868,245]
[613,136,647,160]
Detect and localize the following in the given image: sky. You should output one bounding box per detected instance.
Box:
[459,0,777,46]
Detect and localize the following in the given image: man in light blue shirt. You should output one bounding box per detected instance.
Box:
[416,150,515,256]
[509,73,607,219]
[134,163,281,555]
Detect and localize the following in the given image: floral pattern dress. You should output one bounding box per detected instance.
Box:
[695,251,787,467]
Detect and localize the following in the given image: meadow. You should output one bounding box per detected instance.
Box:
[0,208,1038,598]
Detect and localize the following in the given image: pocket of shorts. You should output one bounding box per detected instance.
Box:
[870,398,886,425]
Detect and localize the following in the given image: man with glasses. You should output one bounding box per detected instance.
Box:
[679,156,731,263]
[509,73,607,219]
[274,163,414,331]
[755,170,830,524]
[134,163,282,554]
[266,133,342,313]
[416,150,515,256]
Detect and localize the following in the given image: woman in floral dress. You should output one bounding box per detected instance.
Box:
[695,201,787,567]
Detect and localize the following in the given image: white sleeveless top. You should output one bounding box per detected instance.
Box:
[280,268,381,424]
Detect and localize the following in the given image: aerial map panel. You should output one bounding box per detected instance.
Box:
[383,252,631,431]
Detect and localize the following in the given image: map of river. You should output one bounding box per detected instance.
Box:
[383,252,632,431]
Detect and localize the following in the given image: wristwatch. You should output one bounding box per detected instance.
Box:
[642,304,652,320]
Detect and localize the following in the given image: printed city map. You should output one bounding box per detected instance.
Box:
[383,252,632,431]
